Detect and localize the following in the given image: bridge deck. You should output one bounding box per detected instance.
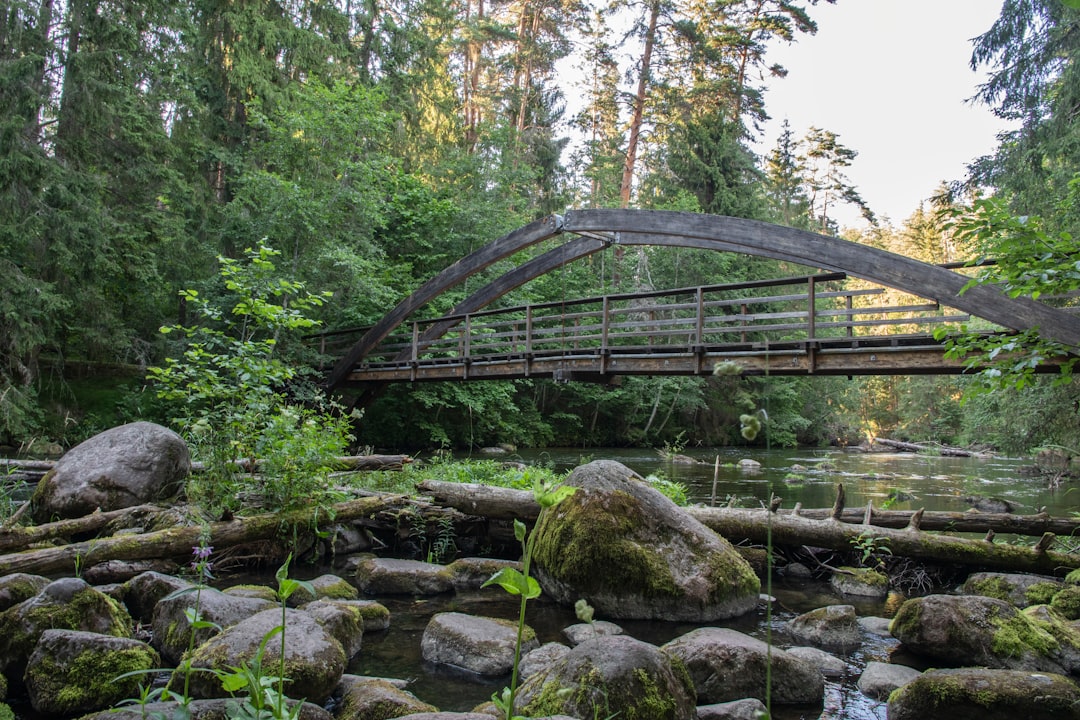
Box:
[314,272,1012,385]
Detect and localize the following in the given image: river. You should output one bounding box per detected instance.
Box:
[347,446,1076,719]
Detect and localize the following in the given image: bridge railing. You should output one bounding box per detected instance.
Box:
[325,273,972,370]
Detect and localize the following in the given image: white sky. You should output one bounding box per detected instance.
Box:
[755,0,1012,228]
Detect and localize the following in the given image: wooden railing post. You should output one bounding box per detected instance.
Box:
[808,276,817,340]
[846,294,854,338]
[601,297,610,372]
[696,286,704,348]
[464,315,472,359]
[411,322,419,364]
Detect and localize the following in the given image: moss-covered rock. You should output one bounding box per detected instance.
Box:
[532,460,759,622]
[662,627,823,705]
[150,586,275,665]
[24,629,159,716]
[1050,585,1080,620]
[0,577,133,683]
[963,572,1063,607]
[789,604,862,652]
[420,612,537,676]
[890,594,1080,674]
[184,607,346,704]
[887,667,1080,720]
[0,573,50,613]
[335,677,437,720]
[829,567,888,598]
[299,599,365,659]
[0,702,12,720]
[516,634,697,720]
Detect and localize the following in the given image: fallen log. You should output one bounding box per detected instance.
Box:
[417,480,1080,575]
[192,453,413,473]
[0,494,408,577]
[0,504,167,553]
[416,480,1080,537]
[2,454,413,480]
[875,438,990,458]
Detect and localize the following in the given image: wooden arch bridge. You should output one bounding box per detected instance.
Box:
[316,210,1080,394]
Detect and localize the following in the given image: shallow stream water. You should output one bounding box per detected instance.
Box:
[347,446,1078,719]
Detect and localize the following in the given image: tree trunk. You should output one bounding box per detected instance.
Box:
[0,495,407,577]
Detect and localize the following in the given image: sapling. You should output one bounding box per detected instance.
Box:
[482,477,576,720]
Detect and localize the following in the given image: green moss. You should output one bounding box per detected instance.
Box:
[889,600,922,639]
[838,566,888,588]
[532,490,681,599]
[0,672,6,700]
[623,667,680,720]
[25,644,158,715]
[1050,585,1080,620]
[314,578,357,601]
[0,702,12,720]
[989,606,1058,658]
[1023,581,1061,606]
[354,602,390,629]
[968,576,1012,601]
[1065,568,1080,585]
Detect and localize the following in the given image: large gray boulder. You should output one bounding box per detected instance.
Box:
[531,460,759,621]
[662,627,823,705]
[855,661,920,700]
[84,698,332,720]
[31,421,190,521]
[515,634,697,720]
[185,608,347,704]
[25,629,159,716]
[420,612,538,676]
[0,577,133,682]
[887,668,1080,720]
[890,594,1080,674]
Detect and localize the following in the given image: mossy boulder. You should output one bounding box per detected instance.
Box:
[515,634,697,720]
[82,698,333,720]
[30,421,190,522]
[788,605,862,652]
[962,572,1063,607]
[420,612,538,676]
[335,677,437,720]
[531,460,759,621]
[299,599,365,659]
[304,574,359,603]
[0,573,50,613]
[353,558,453,596]
[120,570,193,624]
[1051,584,1080,620]
[185,607,347,704]
[150,586,275,665]
[0,577,132,683]
[829,567,888,598]
[662,627,823,705]
[890,594,1080,674]
[24,629,159,716]
[887,667,1080,720]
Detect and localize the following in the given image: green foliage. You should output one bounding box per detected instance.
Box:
[935,194,1078,392]
[483,478,577,720]
[850,531,892,571]
[147,245,352,515]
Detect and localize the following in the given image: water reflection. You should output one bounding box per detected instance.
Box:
[504,447,1074,517]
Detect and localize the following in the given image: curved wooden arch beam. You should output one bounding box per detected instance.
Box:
[393,236,608,361]
[615,232,847,274]
[324,215,564,390]
[565,209,1080,348]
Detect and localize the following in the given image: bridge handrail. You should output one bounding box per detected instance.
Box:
[344,277,975,369]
